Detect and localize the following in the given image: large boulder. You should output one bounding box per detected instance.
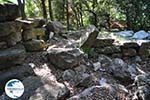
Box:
[0,4,20,22]
[24,39,46,52]
[46,21,66,34]
[0,45,26,70]
[18,76,70,100]
[47,48,84,70]
[80,25,99,49]
[109,58,138,82]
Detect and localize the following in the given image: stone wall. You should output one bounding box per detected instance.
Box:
[0,4,46,94]
[93,39,150,60]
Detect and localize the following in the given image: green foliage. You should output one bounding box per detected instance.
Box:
[0,0,149,31]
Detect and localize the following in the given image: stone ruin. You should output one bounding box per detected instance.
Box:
[0,4,46,94]
[0,3,149,100]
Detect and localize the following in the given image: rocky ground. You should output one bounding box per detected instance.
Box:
[0,5,149,99]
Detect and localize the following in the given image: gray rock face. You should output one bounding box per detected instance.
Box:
[47,48,84,70]
[24,39,46,52]
[0,4,20,22]
[0,45,26,70]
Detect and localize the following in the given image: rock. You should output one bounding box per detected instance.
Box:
[0,45,26,70]
[16,19,45,30]
[68,84,128,100]
[47,48,84,70]
[109,58,132,81]
[74,65,87,73]
[62,69,92,87]
[98,54,113,67]
[19,76,70,100]
[93,38,114,47]
[0,4,20,22]
[0,42,7,49]
[95,45,121,55]
[76,73,92,87]
[132,30,149,39]
[22,28,46,41]
[80,25,99,49]
[134,73,150,87]
[122,48,137,57]
[133,73,150,100]
[134,85,150,100]
[116,30,134,37]
[123,42,139,49]
[24,39,46,52]
[48,32,55,39]
[29,83,69,100]
[139,42,150,57]
[62,69,76,81]
[93,62,101,71]
[0,65,34,94]
[6,32,22,47]
[46,21,66,34]
[0,21,22,38]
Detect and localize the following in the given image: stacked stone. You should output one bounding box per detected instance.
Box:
[19,19,46,52]
[93,39,150,60]
[0,4,25,70]
[0,4,45,95]
[93,38,121,57]
[139,42,150,59]
[121,42,140,57]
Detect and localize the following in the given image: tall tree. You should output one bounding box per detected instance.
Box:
[17,0,26,19]
[41,0,47,20]
[66,0,70,30]
[48,0,53,20]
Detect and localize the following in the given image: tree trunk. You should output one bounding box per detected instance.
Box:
[48,0,53,20]
[17,0,26,19]
[79,3,84,27]
[41,0,47,20]
[66,0,70,30]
